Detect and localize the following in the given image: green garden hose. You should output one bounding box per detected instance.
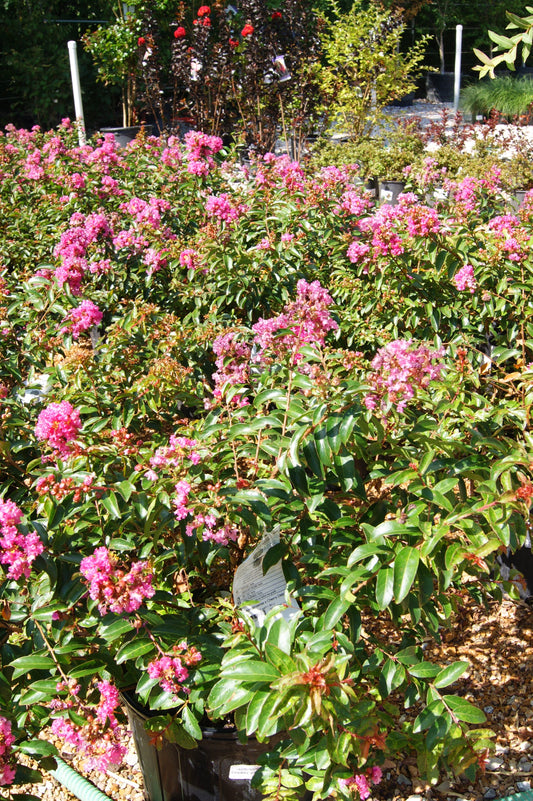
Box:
[50,757,114,801]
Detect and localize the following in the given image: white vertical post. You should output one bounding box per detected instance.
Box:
[454,24,463,111]
[67,41,86,145]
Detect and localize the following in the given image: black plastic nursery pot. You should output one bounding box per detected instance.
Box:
[99,125,152,147]
[123,693,277,801]
[426,72,456,103]
[378,180,406,206]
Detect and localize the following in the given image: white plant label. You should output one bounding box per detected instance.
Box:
[229,764,260,781]
[233,526,300,624]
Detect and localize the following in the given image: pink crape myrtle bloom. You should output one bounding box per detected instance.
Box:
[0,497,44,579]
[51,681,127,773]
[35,400,82,456]
[147,642,201,696]
[147,655,190,694]
[186,513,239,545]
[339,767,382,799]
[453,264,477,293]
[80,547,155,615]
[252,279,338,361]
[0,715,15,786]
[60,299,103,339]
[365,340,445,414]
[205,192,248,224]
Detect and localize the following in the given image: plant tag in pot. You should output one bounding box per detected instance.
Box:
[229,764,260,780]
[233,526,300,624]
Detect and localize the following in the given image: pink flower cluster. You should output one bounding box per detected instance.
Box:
[487,214,529,262]
[186,513,239,545]
[252,279,338,360]
[148,435,201,480]
[179,248,202,271]
[51,681,127,773]
[212,331,252,400]
[0,498,44,580]
[348,197,440,273]
[255,153,305,192]
[0,716,16,786]
[205,192,248,224]
[147,642,202,696]
[80,547,155,615]
[184,130,223,175]
[35,400,82,457]
[339,766,382,799]
[364,340,445,414]
[453,264,477,293]
[119,196,170,231]
[53,211,112,294]
[60,299,103,339]
[173,479,192,520]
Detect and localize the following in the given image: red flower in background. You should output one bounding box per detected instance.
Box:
[241,23,254,36]
[174,26,186,38]
[137,36,146,46]
[229,38,239,48]
[197,5,210,15]
[271,11,282,20]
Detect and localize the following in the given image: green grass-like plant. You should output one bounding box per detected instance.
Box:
[460,76,533,120]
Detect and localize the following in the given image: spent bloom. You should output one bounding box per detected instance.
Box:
[35,401,82,456]
[80,547,155,615]
[365,340,445,414]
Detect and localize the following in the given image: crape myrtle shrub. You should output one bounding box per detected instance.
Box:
[0,121,533,797]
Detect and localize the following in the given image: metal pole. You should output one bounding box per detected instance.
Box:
[454,24,463,112]
[67,40,86,145]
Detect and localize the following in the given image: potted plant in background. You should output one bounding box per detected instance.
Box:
[83,1,144,139]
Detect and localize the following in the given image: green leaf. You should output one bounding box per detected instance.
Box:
[408,663,442,679]
[181,706,202,741]
[115,638,154,664]
[208,681,254,715]
[443,695,486,724]
[375,567,394,610]
[222,660,280,683]
[10,655,57,679]
[433,660,470,689]
[101,491,121,519]
[393,547,420,603]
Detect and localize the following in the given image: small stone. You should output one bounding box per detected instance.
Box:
[484,790,497,799]
[486,757,504,771]
[397,774,413,786]
[437,780,451,793]
[484,705,494,714]
[405,795,424,801]
[495,745,510,755]
[517,782,532,793]
[518,758,532,771]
